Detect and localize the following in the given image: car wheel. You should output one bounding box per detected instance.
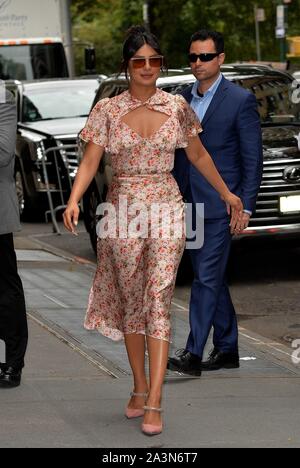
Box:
[83,180,106,254]
[15,162,45,221]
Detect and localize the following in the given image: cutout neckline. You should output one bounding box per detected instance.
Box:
[120,115,172,140]
[120,88,174,139]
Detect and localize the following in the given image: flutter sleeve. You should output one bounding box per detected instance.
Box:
[79,98,110,147]
[175,94,202,149]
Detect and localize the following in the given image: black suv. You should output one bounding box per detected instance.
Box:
[78,65,300,252]
[5,78,99,218]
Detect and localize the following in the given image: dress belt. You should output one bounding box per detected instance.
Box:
[113,172,171,182]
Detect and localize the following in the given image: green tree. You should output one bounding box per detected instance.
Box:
[70,0,300,75]
[71,0,126,75]
[149,0,281,66]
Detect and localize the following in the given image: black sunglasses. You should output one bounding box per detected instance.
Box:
[188,53,220,63]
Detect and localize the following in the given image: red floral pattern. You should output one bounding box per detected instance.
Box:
[80,89,202,342]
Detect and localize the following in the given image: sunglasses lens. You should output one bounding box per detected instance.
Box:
[201,54,217,62]
[149,57,163,68]
[132,58,146,69]
[189,53,219,63]
[131,56,163,69]
[188,54,198,63]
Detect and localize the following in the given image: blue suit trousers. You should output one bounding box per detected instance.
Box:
[186,217,239,358]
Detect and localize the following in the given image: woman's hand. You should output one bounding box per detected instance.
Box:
[63,200,80,235]
[62,142,105,235]
[222,192,244,234]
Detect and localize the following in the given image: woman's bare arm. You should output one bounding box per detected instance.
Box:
[63,142,105,233]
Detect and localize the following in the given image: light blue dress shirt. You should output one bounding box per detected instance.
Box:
[190,72,223,122]
[190,73,252,217]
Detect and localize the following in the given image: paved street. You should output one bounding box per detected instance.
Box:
[0,225,299,447]
[17,221,300,347]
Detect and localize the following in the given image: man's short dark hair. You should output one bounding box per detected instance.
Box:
[189,30,224,54]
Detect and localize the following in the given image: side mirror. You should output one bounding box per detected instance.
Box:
[85,47,96,75]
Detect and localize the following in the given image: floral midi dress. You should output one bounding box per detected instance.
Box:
[80,88,202,342]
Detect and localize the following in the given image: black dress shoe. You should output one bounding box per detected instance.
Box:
[201,348,240,371]
[0,366,22,388]
[168,349,202,376]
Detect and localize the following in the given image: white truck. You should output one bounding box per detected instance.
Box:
[0,0,92,80]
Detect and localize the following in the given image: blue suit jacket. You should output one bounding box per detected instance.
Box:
[173,77,263,219]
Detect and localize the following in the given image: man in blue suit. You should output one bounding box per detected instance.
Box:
[168,30,263,375]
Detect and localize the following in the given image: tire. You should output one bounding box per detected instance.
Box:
[83,180,107,254]
[14,163,44,221]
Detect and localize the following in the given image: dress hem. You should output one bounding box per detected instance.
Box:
[84,323,171,344]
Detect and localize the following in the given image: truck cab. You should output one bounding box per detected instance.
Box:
[0,39,69,81]
[0,0,79,80]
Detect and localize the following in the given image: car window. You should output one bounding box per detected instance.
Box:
[93,71,300,125]
[93,82,127,105]
[93,80,193,106]
[0,44,68,81]
[236,75,300,124]
[22,82,99,122]
[22,95,42,121]
[160,84,190,94]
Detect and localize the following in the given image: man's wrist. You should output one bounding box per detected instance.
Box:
[243,209,252,216]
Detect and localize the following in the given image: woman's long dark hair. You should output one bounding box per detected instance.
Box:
[121,25,167,79]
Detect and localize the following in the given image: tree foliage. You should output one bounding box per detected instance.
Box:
[71,0,300,75]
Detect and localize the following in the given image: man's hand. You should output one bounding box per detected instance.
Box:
[231,212,250,235]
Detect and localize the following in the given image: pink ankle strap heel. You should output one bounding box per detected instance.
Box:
[141,406,163,436]
[125,392,148,419]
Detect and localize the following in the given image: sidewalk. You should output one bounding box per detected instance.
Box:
[0,236,299,448]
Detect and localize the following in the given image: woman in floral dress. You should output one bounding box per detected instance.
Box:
[63,26,243,436]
